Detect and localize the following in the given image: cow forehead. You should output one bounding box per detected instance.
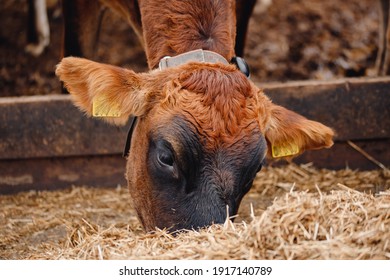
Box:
[150,114,265,164]
[151,63,267,150]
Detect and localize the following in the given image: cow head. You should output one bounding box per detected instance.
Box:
[56,56,334,232]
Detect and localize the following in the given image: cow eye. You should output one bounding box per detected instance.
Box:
[157,149,174,167]
[149,139,180,181]
[154,140,177,172]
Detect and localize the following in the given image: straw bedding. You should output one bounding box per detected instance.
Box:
[1,164,389,260]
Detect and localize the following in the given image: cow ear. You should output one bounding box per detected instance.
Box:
[264,104,334,159]
[56,57,149,125]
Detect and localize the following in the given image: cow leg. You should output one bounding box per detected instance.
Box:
[376,0,390,75]
[234,0,257,57]
[61,0,105,59]
[26,0,50,56]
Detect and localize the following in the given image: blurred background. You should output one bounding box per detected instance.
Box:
[0,0,380,97]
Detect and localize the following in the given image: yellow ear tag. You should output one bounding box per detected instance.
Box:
[92,94,121,117]
[272,143,300,158]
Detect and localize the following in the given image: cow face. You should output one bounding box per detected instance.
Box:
[56,57,334,232]
[129,106,267,231]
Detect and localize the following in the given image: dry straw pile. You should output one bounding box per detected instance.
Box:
[1,164,389,260]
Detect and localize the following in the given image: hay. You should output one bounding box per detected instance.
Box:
[0,164,389,260]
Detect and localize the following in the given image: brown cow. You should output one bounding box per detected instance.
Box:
[56,0,334,232]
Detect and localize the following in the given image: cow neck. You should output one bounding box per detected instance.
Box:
[139,0,236,68]
[158,49,229,70]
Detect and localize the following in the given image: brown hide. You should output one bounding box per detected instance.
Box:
[138,0,237,68]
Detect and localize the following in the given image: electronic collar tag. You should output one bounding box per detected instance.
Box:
[231,56,250,78]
